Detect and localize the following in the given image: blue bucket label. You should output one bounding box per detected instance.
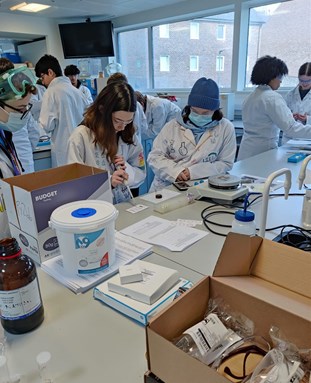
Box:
[74,229,104,249]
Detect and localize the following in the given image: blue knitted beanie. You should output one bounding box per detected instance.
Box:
[188,77,220,110]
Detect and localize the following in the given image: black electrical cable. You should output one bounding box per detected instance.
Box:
[200,193,309,246]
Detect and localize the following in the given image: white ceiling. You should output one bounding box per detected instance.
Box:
[0,0,188,20]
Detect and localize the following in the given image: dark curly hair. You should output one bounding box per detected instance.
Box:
[251,55,288,85]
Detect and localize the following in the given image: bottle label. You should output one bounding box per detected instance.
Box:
[184,313,231,356]
[0,278,42,320]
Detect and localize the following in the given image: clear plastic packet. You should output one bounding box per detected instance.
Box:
[207,297,255,337]
[247,349,305,383]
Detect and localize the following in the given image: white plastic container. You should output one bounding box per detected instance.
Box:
[231,210,256,236]
[49,200,118,276]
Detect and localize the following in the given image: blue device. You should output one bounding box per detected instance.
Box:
[287,153,307,163]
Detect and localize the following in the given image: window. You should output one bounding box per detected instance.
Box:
[160,55,170,71]
[190,56,199,71]
[116,0,309,91]
[159,24,169,38]
[246,0,311,88]
[216,55,224,72]
[117,28,150,90]
[216,24,225,40]
[190,22,199,39]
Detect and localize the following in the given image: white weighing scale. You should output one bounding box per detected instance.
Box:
[188,174,249,202]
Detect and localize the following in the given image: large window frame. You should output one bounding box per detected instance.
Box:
[115,0,310,93]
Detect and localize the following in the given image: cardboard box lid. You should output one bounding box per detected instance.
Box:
[213,232,311,299]
[2,163,105,191]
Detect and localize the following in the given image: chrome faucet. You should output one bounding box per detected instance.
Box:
[259,168,292,237]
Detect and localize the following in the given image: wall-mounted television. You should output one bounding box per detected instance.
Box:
[58,21,114,59]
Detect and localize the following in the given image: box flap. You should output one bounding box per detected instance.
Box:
[2,163,105,192]
[251,239,311,299]
[213,232,263,277]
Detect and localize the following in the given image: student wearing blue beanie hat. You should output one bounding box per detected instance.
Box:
[148,77,237,192]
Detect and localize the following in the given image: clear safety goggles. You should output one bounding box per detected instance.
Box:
[0,66,36,100]
[299,77,311,85]
[249,349,305,383]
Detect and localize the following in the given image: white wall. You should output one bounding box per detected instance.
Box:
[0,13,66,68]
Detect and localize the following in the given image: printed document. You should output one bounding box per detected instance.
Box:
[120,215,207,251]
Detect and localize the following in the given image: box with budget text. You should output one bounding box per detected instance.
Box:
[146,233,311,383]
[0,163,112,264]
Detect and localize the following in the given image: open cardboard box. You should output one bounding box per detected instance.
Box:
[0,163,112,264]
[146,233,311,383]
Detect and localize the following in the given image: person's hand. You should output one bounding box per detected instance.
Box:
[111,168,129,188]
[176,168,190,182]
[296,113,307,123]
[114,155,126,171]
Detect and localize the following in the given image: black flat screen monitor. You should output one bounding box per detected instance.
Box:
[58,21,114,58]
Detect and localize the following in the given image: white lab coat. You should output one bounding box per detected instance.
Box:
[285,86,311,125]
[148,117,236,192]
[67,125,146,201]
[142,95,181,139]
[238,85,311,161]
[78,83,93,106]
[0,131,17,239]
[39,76,86,167]
[133,102,148,144]
[13,114,40,173]
[30,84,46,123]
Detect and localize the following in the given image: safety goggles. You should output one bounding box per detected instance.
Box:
[299,77,311,85]
[0,101,33,120]
[249,349,305,383]
[214,336,271,382]
[0,67,36,100]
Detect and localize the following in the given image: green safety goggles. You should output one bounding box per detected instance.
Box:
[0,66,37,100]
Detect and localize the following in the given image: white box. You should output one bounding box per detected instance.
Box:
[119,264,143,284]
[0,164,112,264]
[94,278,192,326]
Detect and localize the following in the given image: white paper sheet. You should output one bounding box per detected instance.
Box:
[120,215,207,252]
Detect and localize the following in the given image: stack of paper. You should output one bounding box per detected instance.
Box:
[40,232,153,294]
[120,215,207,251]
[107,260,180,305]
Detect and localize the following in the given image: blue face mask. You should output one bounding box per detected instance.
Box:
[189,111,213,127]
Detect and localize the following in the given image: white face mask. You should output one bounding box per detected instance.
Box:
[0,111,28,133]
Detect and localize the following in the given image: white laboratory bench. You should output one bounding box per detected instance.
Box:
[3,147,308,382]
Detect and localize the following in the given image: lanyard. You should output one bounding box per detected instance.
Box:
[0,130,22,176]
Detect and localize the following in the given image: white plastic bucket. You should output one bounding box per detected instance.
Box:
[49,200,118,276]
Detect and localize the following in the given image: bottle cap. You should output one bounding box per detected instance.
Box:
[235,210,255,222]
[36,351,51,367]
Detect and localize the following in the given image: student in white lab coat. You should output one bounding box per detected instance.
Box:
[148,77,236,192]
[64,64,94,106]
[67,81,146,204]
[0,65,37,238]
[238,56,311,161]
[107,72,148,145]
[135,92,181,139]
[12,114,40,173]
[0,58,40,174]
[285,62,311,126]
[35,55,86,167]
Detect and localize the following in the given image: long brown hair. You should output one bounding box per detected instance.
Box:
[82,81,136,162]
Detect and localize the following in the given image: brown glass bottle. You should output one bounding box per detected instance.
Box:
[0,237,44,334]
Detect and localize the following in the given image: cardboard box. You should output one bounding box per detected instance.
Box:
[144,371,165,383]
[0,163,112,264]
[146,233,311,383]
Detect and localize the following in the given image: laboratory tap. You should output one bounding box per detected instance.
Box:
[298,154,311,189]
[297,154,311,227]
[259,168,292,237]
